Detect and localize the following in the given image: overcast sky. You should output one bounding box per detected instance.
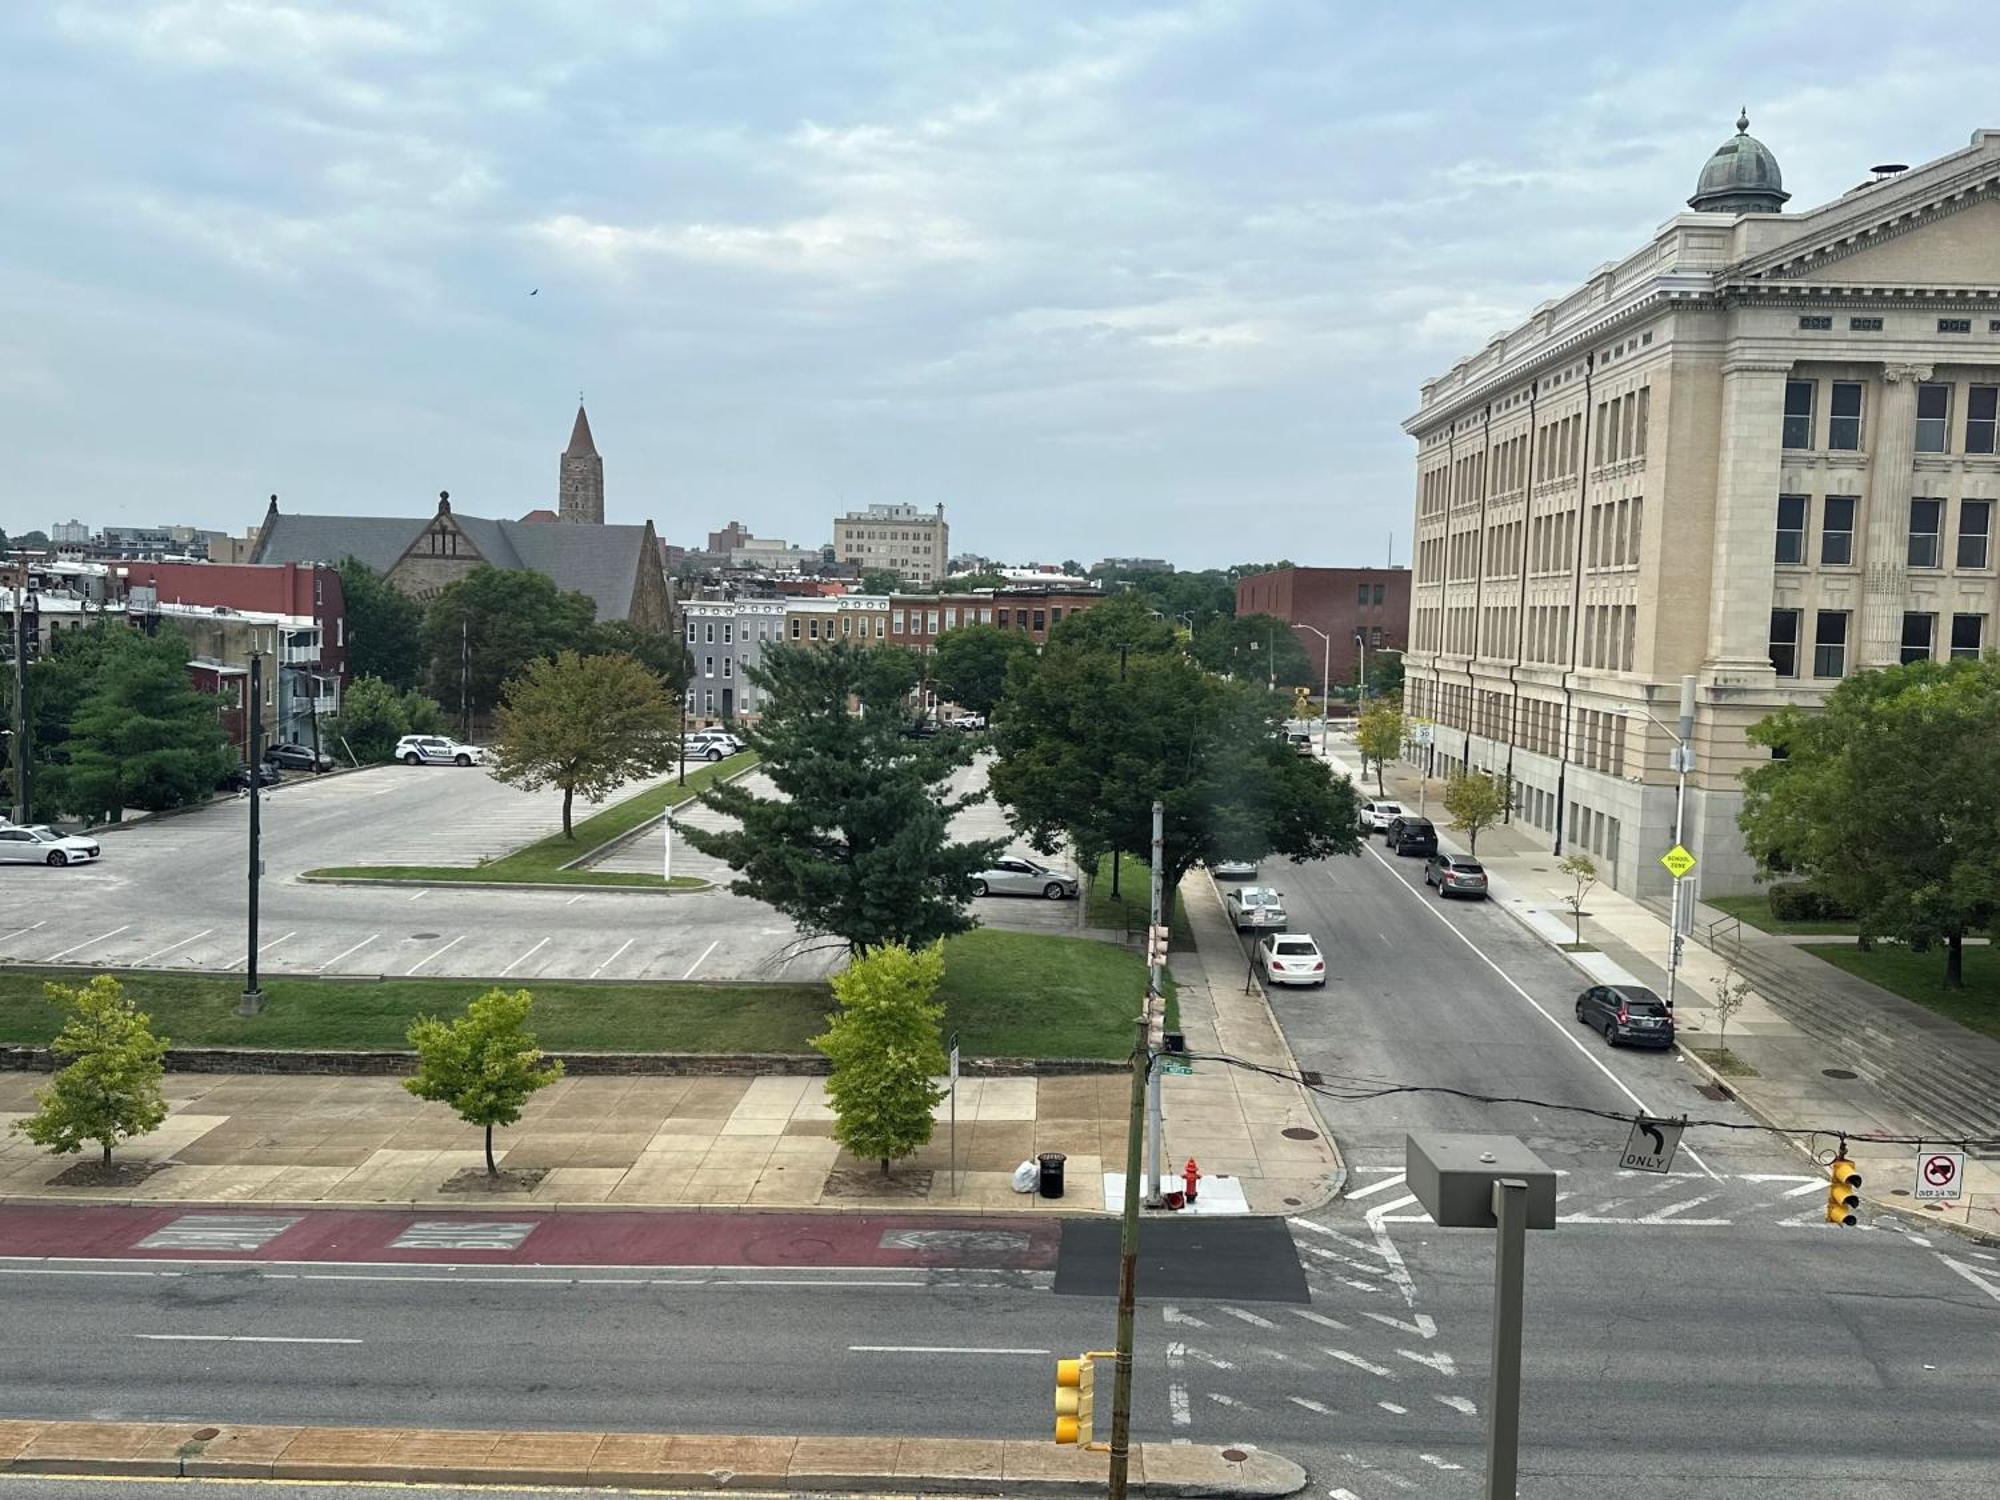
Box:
[3,2,1996,568]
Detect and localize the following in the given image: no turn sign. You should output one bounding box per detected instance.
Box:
[1914,1151,1965,1202]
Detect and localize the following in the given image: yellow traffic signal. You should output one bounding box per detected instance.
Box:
[1054,1355,1095,1445]
[1826,1155,1862,1226]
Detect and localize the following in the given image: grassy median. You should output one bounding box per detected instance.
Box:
[0,928,1159,1059]
[304,751,755,887]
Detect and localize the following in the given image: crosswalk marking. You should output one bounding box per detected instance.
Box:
[1221,1306,1277,1329]
[1327,1348,1395,1379]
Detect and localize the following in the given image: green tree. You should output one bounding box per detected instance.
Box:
[1740,658,2000,988]
[930,624,1034,718]
[1192,613,1316,688]
[12,975,169,1166]
[322,675,406,764]
[400,687,449,735]
[1443,770,1509,854]
[421,566,599,726]
[52,638,231,820]
[1367,650,1406,700]
[812,942,950,1176]
[1557,852,1598,944]
[684,642,1006,953]
[1354,699,1406,795]
[404,988,565,1177]
[1044,592,1180,660]
[949,570,1011,591]
[860,568,905,596]
[337,557,425,690]
[584,619,691,699]
[492,651,678,838]
[13,529,50,551]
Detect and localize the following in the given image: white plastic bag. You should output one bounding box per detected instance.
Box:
[1011,1159,1040,1194]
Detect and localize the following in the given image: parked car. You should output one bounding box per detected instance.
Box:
[971,856,1077,900]
[1286,730,1314,756]
[948,713,987,730]
[1358,799,1405,835]
[395,735,487,767]
[1211,858,1258,880]
[263,742,334,772]
[1257,933,1326,988]
[1225,885,1287,931]
[1576,985,1675,1049]
[224,761,282,791]
[0,825,101,867]
[899,717,942,740]
[1385,815,1438,857]
[681,731,745,762]
[1424,852,1489,899]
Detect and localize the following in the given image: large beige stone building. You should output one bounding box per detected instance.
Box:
[1402,117,2000,898]
[832,502,949,586]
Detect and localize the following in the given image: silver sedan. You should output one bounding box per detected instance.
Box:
[972,857,1078,900]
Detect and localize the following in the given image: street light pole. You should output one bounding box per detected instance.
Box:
[240,652,266,1017]
[1293,623,1333,758]
[1620,674,1698,1010]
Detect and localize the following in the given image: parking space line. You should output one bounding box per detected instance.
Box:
[590,938,634,979]
[405,934,465,975]
[257,930,297,956]
[407,889,429,902]
[47,926,129,963]
[133,930,214,966]
[682,939,721,980]
[317,934,380,973]
[0,921,48,948]
[497,937,550,978]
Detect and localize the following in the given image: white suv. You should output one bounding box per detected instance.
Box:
[681,730,745,762]
[395,735,487,767]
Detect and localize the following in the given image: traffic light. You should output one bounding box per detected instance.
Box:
[1826,1154,1863,1226]
[1144,924,1170,968]
[1054,1354,1095,1445]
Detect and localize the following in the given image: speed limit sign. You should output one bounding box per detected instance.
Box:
[1913,1151,1965,1202]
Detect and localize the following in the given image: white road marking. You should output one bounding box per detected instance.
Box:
[1206,1393,1251,1409]
[1288,1396,1335,1415]
[134,1335,360,1345]
[132,929,214,966]
[1419,1453,1465,1471]
[1398,1348,1458,1375]
[1376,1401,1407,1415]
[1165,1343,1192,1428]
[1365,1194,1419,1225]
[1365,1216,1419,1309]
[1302,1244,1384,1276]
[1938,1256,2000,1308]
[257,930,296,956]
[497,936,550,978]
[0,920,48,947]
[683,938,720,980]
[1640,1195,1716,1223]
[1365,1312,1436,1340]
[1183,1346,1235,1370]
[590,937,635,979]
[407,889,429,902]
[404,933,465,975]
[1222,1306,1278,1329]
[1330,1489,1365,1500]
[849,1345,1047,1354]
[1557,1213,1733,1227]
[566,894,587,906]
[1365,841,1721,1180]
[1783,1180,1831,1197]
[316,933,379,973]
[1290,1309,1350,1332]
[1341,1173,1409,1202]
[1164,1305,1208,1327]
[46,925,128,962]
[1326,1349,1395,1379]
[1436,1394,1478,1415]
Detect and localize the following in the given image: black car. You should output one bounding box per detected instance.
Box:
[1576,984,1675,1049]
[224,761,281,791]
[899,718,941,740]
[1423,852,1489,898]
[1384,815,1437,857]
[264,742,333,772]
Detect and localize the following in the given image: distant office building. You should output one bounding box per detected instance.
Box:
[1235,567,1411,687]
[1094,556,1173,573]
[833,502,948,586]
[50,519,89,544]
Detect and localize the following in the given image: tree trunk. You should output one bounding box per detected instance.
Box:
[562,786,574,839]
[1468,826,1479,854]
[1110,851,1120,898]
[1374,760,1385,796]
[879,1156,890,1177]
[100,1140,112,1165]
[1946,930,1964,989]
[485,1122,497,1177]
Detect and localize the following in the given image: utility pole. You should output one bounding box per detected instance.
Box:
[240,653,266,1017]
[1144,800,1165,1209]
[1666,674,1697,1011]
[1106,928,1152,1500]
[458,616,472,742]
[8,562,28,824]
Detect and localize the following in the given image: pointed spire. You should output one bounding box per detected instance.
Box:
[565,404,597,458]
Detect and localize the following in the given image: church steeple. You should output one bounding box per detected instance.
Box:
[558,402,604,524]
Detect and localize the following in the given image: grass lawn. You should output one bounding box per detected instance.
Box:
[1706,892,1855,938]
[1686,1045,1760,1078]
[304,751,755,887]
[1086,853,1196,946]
[0,927,1158,1060]
[1801,942,2000,1043]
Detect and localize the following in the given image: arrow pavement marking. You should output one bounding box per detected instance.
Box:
[1364,1312,1437,1340]
[1398,1348,1458,1375]
[1326,1348,1396,1379]
[1221,1306,1277,1329]
[1939,1256,2000,1309]
[1289,1309,1349,1331]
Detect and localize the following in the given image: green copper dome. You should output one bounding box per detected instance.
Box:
[1689,109,1789,214]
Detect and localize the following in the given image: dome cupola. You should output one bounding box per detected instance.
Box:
[1689,109,1790,214]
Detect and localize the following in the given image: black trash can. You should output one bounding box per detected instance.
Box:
[1037,1152,1067,1199]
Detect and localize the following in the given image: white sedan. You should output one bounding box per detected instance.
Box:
[1257,933,1325,988]
[396,735,488,766]
[1226,885,1288,931]
[1358,799,1405,835]
[0,825,102,867]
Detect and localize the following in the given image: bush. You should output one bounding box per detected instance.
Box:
[1766,883,1857,923]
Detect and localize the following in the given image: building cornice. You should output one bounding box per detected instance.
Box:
[1735,170,2000,282]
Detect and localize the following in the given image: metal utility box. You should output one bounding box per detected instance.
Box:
[1406,1134,1558,1229]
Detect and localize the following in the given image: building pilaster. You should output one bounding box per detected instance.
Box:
[1857,363,1931,668]
[1702,358,1792,683]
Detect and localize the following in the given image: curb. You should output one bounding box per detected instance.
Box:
[295,874,717,895]
[0,1420,1309,1496]
[560,756,763,873]
[0,1190,1122,1217]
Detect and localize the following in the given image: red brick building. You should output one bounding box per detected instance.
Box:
[886,588,1101,652]
[118,560,348,684]
[1234,566,1410,690]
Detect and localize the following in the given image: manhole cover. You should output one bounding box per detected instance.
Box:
[1822,1068,1859,1080]
[1221,1449,1249,1464]
[1695,1083,1732,1102]
[192,1428,220,1442]
[1281,1127,1320,1141]
[1283,1197,1301,1207]
[410,932,440,941]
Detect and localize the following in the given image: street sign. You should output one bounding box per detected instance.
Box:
[1619,1117,1684,1174]
[1914,1150,1965,1202]
[948,1033,960,1087]
[1414,722,1435,747]
[1158,1058,1194,1076]
[1660,844,1697,879]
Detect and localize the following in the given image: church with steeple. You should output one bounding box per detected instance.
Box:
[559,404,604,524]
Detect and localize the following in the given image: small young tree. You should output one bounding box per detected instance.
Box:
[404,988,565,1177]
[1443,771,1509,854]
[13,975,170,1166]
[492,651,678,837]
[1354,699,1405,795]
[1712,965,1752,1049]
[813,943,949,1177]
[1557,852,1598,944]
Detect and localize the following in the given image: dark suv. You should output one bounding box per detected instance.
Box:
[1423,852,1488,899]
[1384,815,1437,857]
[1576,985,1675,1049]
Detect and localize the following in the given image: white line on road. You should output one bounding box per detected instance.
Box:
[1938,1256,2000,1308]
[317,934,379,973]
[258,930,296,956]
[405,934,465,975]
[1435,1394,1478,1415]
[1287,1396,1335,1415]
[1419,1453,1465,1471]
[1221,1306,1277,1328]
[566,894,587,905]
[134,1334,362,1344]
[0,920,48,947]
[407,889,429,902]
[1640,1195,1716,1223]
[682,938,720,980]
[590,938,634,980]
[46,925,128,962]
[1288,1309,1349,1331]
[1365,841,1721,1181]
[850,1345,1048,1354]
[1341,1173,1409,1201]
[1165,1341,1192,1428]
[1783,1180,1831,1197]
[1364,1312,1436,1340]
[1376,1401,1407,1416]
[1163,1306,1208,1327]
[133,930,214,966]
[1364,1194,1419,1225]
[1326,1349,1395,1379]
[497,936,550,978]
[1398,1348,1457,1375]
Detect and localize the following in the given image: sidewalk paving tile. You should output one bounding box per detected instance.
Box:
[895,1437,1005,1482]
[271,1427,440,1481]
[664,1435,798,1487]
[183,1425,306,1478]
[788,1435,904,1487]
[587,1433,674,1485]
[12,1423,179,1475]
[0,1423,49,1467]
[483,1431,609,1483]
[1000,1441,1127,1484]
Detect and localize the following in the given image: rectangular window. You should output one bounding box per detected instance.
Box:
[1373,583,1385,605]
[1798,314,1832,331]
[927,610,940,633]
[1775,494,1808,564]
[1849,316,1883,332]
[1828,382,1863,450]
[789,618,800,639]
[1938,317,1972,334]
[703,656,714,678]
[891,609,904,631]
[1813,610,1848,678]
[1032,610,1046,632]
[1916,384,1951,453]
[1635,388,1650,455]
[1960,500,1993,569]
[1900,613,1934,665]
[722,622,733,645]
[996,608,1010,627]
[1821,495,1856,565]
[1357,582,1370,605]
[1950,614,1984,659]
[1966,386,1997,454]
[686,620,696,643]
[722,656,733,678]
[808,619,820,640]
[1371,626,1384,647]
[1782,379,1814,449]
[1050,607,1063,624]
[875,618,885,639]
[1909,498,1944,567]
[704,622,715,644]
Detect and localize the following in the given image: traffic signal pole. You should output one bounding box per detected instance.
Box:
[8,563,27,824]
[1145,799,1165,1209]
[240,652,266,1017]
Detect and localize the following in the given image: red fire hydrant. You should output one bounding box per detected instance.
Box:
[1183,1157,1200,1203]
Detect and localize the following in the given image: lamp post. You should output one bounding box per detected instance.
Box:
[1293,623,1333,758]
[1617,675,1698,1010]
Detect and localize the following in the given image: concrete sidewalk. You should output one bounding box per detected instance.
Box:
[1328,735,2000,1241]
[0,1418,1306,1496]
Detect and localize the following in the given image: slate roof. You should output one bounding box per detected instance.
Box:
[252,509,652,622]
